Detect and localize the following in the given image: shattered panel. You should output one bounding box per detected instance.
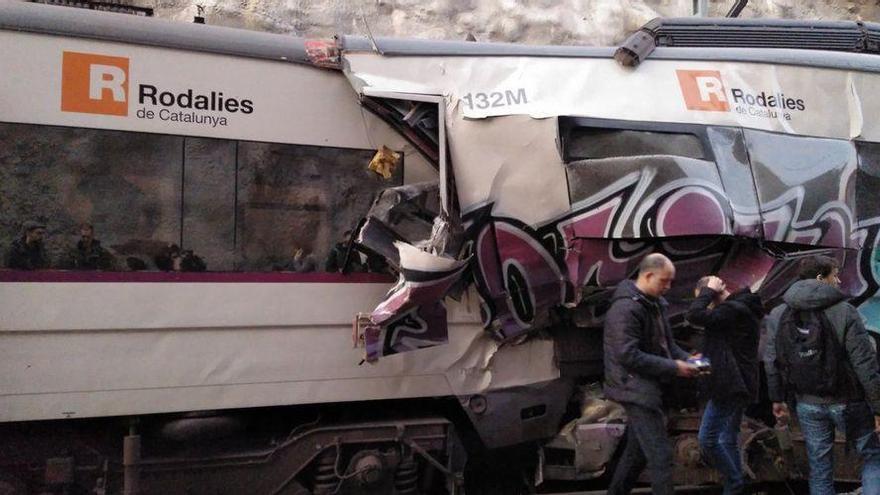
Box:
[362,242,468,362]
[365,301,450,362]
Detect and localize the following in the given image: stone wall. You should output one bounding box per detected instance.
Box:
[150,0,874,46]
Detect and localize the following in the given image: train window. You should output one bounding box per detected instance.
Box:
[182,137,237,271]
[0,122,183,272]
[562,122,715,220]
[234,141,402,272]
[0,121,402,273]
[564,127,706,161]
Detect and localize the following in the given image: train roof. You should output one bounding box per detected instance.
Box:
[4,0,880,73]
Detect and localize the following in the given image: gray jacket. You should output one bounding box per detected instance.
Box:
[764,279,880,413]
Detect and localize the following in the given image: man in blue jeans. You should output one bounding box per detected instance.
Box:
[687,276,764,494]
[765,256,880,495]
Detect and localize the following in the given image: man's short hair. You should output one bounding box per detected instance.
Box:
[694,275,713,293]
[638,253,671,274]
[798,255,840,280]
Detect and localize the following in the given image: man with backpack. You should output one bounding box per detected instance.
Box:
[765,255,880,495]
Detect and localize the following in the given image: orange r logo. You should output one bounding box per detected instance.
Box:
[676,70,729,112]
[61,51,129,116]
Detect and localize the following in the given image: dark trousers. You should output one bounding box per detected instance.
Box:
[608,402,675,495]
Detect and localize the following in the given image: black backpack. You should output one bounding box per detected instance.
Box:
[775,306,855,397]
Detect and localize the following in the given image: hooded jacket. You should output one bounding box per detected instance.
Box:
[686,288,764,403]
[604,279,690,411]
[764,279,880,413]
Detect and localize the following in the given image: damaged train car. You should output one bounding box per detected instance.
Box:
[343,19,880,490]
[3,1,880,493]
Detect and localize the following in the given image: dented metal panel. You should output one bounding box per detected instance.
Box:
[344,45,880,360]
[743,130,859,248]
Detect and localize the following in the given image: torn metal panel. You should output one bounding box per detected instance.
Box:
[447,115,570,226]
[361,242,468,362]
[352,90,470,362]
[357,217,407,269]
[372,243,468,325]
[363,301,450,363]
[439,306,560,397]
[357,181,441,269]
[364,182,441,239]
[355,179,470,361]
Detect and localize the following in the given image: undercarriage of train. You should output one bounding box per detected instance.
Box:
[0,321,868,495]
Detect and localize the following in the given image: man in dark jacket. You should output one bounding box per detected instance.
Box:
[66,223,115,270]
[6,220,47,270]
[765,255,880,495]
[604,253,701,495]
[687,276,764,495]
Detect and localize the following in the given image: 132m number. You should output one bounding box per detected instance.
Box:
[461,89,528,110]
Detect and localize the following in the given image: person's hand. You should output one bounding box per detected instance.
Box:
[675,360,700,378]
[874,416,880,433]
[773,402,790,424]
[707,276,726,293]
[690,353,703,360]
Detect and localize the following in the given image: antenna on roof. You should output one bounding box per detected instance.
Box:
[193,4,205,24]
[360,14,383,55]
[726,0,748,18]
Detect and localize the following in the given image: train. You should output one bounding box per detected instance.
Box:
[3,1,880,493]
